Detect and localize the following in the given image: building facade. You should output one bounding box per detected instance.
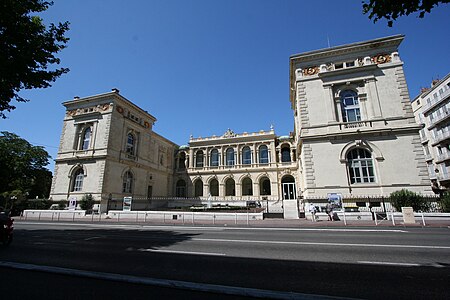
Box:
[289,35,431,199]
[173,128,298,215]
[411,73,450,190]
[50,35,433,216]
[50,89,177,212]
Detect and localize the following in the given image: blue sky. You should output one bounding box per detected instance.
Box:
[2,0,450,173]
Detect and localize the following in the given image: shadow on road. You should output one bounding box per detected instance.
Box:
[1,228,449,300]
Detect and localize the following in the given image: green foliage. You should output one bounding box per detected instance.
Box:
[0,131,52,198]
[0,0,70,118]
[0,190,51,216]
[362,0,449,27]
[389,189,430,212]
[439,193,450,213]
[57,200,66,210]
[79,194,95,211]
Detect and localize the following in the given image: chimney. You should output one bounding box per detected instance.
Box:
[112,88,120,93]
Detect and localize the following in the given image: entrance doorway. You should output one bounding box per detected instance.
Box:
[281,175,296,200]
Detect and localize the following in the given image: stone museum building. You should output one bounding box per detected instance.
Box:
[50,35,433,216]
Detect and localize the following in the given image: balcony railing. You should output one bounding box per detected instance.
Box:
[437,171,450,182]
[339,120,373,130]
[177,161,297,172]
[422,88,450,114]
[427,110,450,129]
[424,154,433,162]
[431,130,450,145]
[436,152,450,163]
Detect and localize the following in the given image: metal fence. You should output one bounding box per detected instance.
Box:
[304,195,443,213]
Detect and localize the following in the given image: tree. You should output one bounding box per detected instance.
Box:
[389,189,430,212]
[0,0,69,118]
[0,131,52,199]
[79,194,95,213]
[362,0,450,27]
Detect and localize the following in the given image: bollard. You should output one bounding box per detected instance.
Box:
[72,212,75,222]
[91,212,94,222]
[163,213,165,224]
[144,213,147,223]
[391,213,395,226]
[182,213,185,225]
[58,212,60,221]
[374,212,378,226]
[342,210,347,226]
[213,213,215,225]
[421,213,426,226]
[39,212,41,221]
[136,212,139,222]
[235,213,237,225]
[118,213,120,222]
[192,212,195,225]
[247,211,249,226]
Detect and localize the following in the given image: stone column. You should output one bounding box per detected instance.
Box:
[189,148,194,168]
[324,85,337,123]
[365,78,382,118]
[336,99,343,123]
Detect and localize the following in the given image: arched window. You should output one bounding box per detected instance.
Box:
[259,177,271,195]
[259,145,269,164]
[281,146,291,162]
[72,168,84,192]
[81,127,91,150]
[347,148,375,183]
[195,150,204,168]
[242,146,251,165]
[194,179,203,197]
[225,178,235,196]
[226,148,235,166]
[126,133,136,155]
[176,179,186,197]
[340,90,361,122]
[210,149,219,167]
[209,179,219,196]
[122,171,133,193]
[242,177,253,196]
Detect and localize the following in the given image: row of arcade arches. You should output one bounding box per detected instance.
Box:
[175,175,296,199]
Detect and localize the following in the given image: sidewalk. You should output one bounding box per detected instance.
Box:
[248,218,450,228]
[16,215,450,229]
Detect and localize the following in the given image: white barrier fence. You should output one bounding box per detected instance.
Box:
[305,211,450,226]
[22,209,263,225]
[21,209,450,226]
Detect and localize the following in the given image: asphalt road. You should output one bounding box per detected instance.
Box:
[1,221,449,299]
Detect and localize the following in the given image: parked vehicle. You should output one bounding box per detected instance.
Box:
[0,212,14,246]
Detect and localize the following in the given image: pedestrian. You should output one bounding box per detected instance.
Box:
[326,203,333,221]
[309,203,316,222]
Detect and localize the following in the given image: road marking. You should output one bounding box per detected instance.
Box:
[16,221,408,233]
[0,261,352,300]
[357,261,421,267]
[137,248,226,256]
[84,236,101,241]
[192,238,450,250]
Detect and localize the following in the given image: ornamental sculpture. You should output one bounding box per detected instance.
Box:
[301,66,319,76]
[223,128,236,138]
[371,53,391,65]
